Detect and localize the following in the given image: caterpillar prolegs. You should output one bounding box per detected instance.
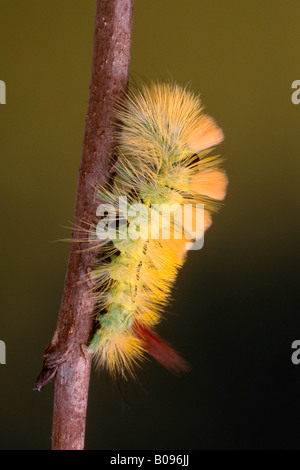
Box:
[88,82,228,377]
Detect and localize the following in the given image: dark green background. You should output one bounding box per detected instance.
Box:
[0,0,300,450]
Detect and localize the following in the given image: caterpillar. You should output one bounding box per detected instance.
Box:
[88,82,228,378]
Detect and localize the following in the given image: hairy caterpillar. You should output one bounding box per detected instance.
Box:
[88,82,228,377]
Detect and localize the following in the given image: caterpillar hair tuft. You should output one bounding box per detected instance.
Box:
[88,82,228,378]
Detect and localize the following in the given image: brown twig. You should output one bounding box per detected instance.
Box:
[34,0,134,450]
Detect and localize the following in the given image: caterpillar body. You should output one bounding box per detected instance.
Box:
[88,82,228,377]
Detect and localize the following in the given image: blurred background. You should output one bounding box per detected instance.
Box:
[0,0,300,450]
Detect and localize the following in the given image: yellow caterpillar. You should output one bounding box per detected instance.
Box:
[88,82,228,377]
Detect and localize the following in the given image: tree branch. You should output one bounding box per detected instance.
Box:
[34,0,134,450]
